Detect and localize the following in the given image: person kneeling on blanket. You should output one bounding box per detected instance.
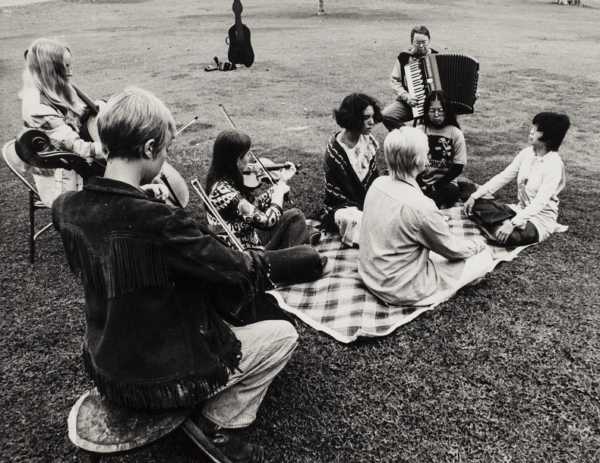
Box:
[52,87,298,463]
[359,127,490,306]
[464,112,570,246]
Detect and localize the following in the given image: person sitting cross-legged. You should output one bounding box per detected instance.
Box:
[321,93,382,247]
[464,112,571,246]
[52,87,299,463]
[359,127,489,306]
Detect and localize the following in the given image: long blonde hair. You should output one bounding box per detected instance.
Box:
[20,38,83,115]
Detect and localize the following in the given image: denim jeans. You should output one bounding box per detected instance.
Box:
[202,320,298,428]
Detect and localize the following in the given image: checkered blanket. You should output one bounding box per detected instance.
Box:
[270,207,537,343]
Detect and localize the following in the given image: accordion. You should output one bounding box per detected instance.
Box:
[404,54,479,118]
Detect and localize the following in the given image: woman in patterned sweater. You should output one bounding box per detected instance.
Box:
[322,93,383,246]
[205,130,324,283]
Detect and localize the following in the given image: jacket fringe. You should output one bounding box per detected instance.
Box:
[82,349,232,411]
[60,226,171,298]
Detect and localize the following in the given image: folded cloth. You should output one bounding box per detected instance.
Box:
[270,207,547,343]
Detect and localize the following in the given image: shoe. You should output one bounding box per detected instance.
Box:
[210,430,265,463]
[309,231,322,246]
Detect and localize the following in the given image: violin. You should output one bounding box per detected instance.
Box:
[243,158,297,188]
[227,0,254,67]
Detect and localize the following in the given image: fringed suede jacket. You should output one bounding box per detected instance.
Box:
[52,177,272,411]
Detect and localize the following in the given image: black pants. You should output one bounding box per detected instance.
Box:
[263,209,322,284]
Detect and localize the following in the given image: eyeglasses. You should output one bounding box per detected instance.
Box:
[414,41,429,47]
[428,108,445,115]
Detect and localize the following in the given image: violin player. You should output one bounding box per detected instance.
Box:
[206,129,326,285]
[52,87,303,463]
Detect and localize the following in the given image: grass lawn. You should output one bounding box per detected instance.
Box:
[1,0,599,461]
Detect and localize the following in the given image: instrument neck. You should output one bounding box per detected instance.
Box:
[72,83,99,115]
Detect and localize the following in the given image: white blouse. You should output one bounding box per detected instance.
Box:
[472,147,565,241]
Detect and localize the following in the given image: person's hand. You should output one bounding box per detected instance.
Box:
[141,183,170,202]
[406,95,419,107]
[474,240,487,254]
[494,220,515,244]
[278,162,297,183]
[464,195,476,215]
[273,181,290,196]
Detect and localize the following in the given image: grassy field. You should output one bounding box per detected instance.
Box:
[1,0,599,462]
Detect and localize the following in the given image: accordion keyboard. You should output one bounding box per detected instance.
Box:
[404,61,426,118]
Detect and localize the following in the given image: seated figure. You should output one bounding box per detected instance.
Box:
[20,37,104,206]
[464,112,570,246]
[359,127,488,306]
[52,87,299,462]
[205,129,325,284]
[321,93,382,247]
[417,90,470,208]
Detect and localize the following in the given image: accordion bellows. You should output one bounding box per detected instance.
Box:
[405,54,480,117]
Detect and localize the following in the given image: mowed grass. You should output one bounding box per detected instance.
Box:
[1,1,599,462]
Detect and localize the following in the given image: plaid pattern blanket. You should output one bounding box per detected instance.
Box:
[270,207,534,343]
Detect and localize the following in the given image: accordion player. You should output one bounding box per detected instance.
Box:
[404,54,479,119]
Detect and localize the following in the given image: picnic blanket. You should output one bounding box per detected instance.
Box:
[270,207,552,343]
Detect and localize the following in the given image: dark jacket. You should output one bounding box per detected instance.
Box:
[52,177,272,410]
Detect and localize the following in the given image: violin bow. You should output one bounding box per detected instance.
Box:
[72,83,100,115]
[176,115,199,136]
[190,178,246,252]
[218,104,277,186]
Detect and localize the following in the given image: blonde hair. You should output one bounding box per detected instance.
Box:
[20,37,82,115]
[384,127,429,179]
[98,86,176,160]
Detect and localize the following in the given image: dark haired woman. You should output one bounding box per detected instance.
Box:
[206,129,324,283]
[464,112,571,246]
[322,93,382,246]
[417,90,467,208]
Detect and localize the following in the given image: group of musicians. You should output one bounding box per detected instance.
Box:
[17,27,570,461]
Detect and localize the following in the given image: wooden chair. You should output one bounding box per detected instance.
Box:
[2,139,53,263]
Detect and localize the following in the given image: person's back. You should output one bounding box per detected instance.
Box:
[53,178,250,409]
[52,87,297,462]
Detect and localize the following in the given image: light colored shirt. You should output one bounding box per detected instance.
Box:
[359,176,482,305]
[335,132,378,182]
[471,147,565,241]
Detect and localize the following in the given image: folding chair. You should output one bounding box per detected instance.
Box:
[2,139,53,263]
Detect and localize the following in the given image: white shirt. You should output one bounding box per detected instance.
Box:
[472,147,565,241]
[336,132,378,182]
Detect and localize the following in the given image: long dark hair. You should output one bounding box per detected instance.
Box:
[205,129,252,194]
[423,90,460,129]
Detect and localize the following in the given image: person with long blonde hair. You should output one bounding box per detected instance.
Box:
[20,37,103,205]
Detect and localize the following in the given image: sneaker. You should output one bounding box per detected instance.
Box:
[210,430,265,463]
